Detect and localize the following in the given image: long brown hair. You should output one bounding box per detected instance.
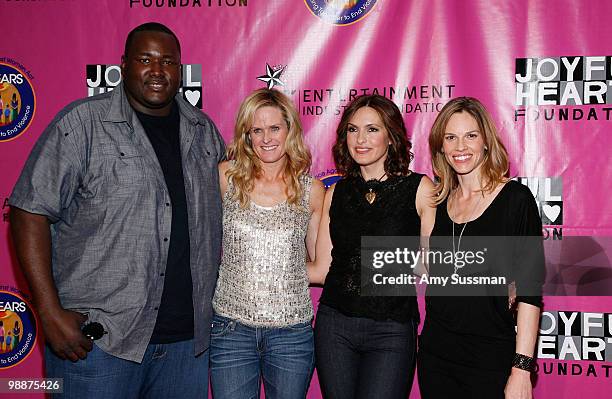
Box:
[332,94,413,177]
[226,88,311,208]
[428,97,509,204]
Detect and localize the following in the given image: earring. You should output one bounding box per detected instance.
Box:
[484,146,488,151]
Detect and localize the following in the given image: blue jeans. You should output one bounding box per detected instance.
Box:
[45,339,208,398]
[314,304,418,399]
[209,314,315,399]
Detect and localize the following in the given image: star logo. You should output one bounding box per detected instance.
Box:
[257,63,285,89]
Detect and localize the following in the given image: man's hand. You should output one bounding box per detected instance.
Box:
[504,368,533,399]
[10,208,93,362]
[39,307,93,362]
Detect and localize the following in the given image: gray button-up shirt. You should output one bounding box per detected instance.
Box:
[9,84,225,362]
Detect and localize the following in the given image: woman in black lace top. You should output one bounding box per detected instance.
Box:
[417,97,544,399]
[308,95,435,399]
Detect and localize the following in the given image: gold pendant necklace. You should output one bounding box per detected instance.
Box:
[364,172,387,205]
[365,190,377,204]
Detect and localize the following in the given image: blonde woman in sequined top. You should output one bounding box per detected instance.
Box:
[209,88,325,399]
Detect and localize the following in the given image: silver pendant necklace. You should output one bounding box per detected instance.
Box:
[451,191,483,278]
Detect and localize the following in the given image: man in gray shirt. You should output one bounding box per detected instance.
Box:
[9,22,224,398]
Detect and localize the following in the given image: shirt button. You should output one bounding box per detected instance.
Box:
[154,307,159,310]
[164,238,168,242]
[165,202,170,207]
[160,273,165,276]
[120,152,125,156]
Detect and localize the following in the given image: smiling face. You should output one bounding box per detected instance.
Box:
[249,106,289,166]
[346,106,390,173]
[442,111,487,177]
[121,31,181,116]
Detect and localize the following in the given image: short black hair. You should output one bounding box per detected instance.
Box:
[124,22,181,57]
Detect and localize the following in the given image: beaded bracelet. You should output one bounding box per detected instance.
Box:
[512,353,535,372]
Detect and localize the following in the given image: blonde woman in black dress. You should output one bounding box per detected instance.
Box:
[418,97,545,399]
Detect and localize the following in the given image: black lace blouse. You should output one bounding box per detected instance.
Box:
[319,173,424,323]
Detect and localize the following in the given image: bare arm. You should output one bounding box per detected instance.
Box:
[514,303,540,358]
[415,176,436,276]
[218,160,230,197]
[10,207,91,361]
[305,179,325,261]
[505,302,540,399]
[306,184,335,285]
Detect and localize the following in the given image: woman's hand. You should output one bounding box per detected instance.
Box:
[508,281,517,309]
[505,368,533,399]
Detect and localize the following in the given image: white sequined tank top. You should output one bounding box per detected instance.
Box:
[212,175,314,327]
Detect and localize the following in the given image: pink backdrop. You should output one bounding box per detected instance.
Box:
[1,0,611,397]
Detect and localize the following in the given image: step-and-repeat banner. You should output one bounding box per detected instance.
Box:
[1,1,611,397]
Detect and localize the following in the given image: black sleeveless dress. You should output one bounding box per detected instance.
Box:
[320,173,424,323]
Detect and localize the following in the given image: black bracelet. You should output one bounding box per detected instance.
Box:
[512,352,535,372]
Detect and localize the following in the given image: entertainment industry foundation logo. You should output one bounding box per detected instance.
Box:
[0,289,37,369]
[86,64,203,108]
[305,0,377,25]
[514,56,612,122]
[257,64,286,90]
[537,310,612,378]
[0,60,35,143]
[297,84,455,117]
[516,177,563,240]
[253,64,455,117]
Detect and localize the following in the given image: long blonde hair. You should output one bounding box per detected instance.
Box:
[226,88,311,208]
[428,97,509,204]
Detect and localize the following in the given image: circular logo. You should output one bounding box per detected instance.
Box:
[304,0,378,26]
[0,63,36,143]
[319,173,343,188]
[0,290,38,369]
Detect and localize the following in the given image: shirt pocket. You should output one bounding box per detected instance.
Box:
[99,143,145,187]
[186,149,219,192]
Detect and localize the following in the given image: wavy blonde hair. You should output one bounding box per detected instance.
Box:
[429,97,509,204]
[226,88,311,208]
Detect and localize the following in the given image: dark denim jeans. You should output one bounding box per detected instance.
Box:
[314,304,417,399]
[209,313,315,399]
[45,339,208,398]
